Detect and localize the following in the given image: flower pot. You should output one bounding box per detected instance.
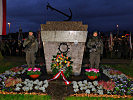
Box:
[88,76,98,80]
[30,75,39,79]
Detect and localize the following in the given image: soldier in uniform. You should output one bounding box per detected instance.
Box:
[87,31,103,69]
[23,31,38,67]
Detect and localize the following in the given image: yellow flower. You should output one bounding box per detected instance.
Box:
[65,60,67,63]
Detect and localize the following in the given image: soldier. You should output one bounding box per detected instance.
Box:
[23,31,38,67]
[87,31,103,69]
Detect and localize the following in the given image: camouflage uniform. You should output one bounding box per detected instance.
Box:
[23,35,38,67]
[87,36,103,68]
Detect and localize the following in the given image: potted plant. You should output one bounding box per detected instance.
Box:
[85,68,100,80]
[27,67,41,79]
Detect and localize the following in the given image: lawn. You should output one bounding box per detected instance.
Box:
[0,94,51,100]
[0,59,25,74]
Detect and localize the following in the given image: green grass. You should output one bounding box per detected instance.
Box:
[0,59,24,74]
[65,96,133,100]
[0,94,51,100]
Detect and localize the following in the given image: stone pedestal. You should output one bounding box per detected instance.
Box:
[41,21,88,75]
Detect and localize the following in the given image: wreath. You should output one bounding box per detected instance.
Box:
[51,52,73,78]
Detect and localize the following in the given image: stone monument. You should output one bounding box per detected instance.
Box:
[41,21,88,75]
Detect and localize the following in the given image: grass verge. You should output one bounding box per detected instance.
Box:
[0,59,25,74]
[0,94,51,100]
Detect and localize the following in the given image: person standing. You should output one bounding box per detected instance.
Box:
[23,31,38,67]
[87,31,103,69]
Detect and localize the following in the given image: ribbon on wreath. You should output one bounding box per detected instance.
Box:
[48,70,71,85]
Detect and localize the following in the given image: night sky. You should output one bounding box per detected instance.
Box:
[7,0,133,33]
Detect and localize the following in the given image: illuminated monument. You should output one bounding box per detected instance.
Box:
[41,21,88,75]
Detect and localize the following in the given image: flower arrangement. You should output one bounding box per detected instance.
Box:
[4,77,22,87]
[98,80,115,91]
[27,67,41,75]
[109,69,122,75]
[51,53,73,78]
[85,68,100,77]
[10,67,24,72]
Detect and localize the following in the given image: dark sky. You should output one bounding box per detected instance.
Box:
[7,0,133,33]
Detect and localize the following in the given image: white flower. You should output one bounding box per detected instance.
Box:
[88,82,92,85]
[42,89,46,93]
[29,87,33,90]
[34,86,39,90]
[78,81,82,85]
[13,72,16,75]
[73,85,79,89]
[15,87,21,91]
[92,87,96,92]
[29,80,34,83]
[38,81,43,86]
[22,86,29,91]
[97,86,103,89]
[33,79,39,84]
[79,84,84,87]
[73,83,78,86]
[16,83,22,87]
[87,85,91,88]
[39,87,45,91]
[89,85,94,88]
[5,71,10,75]
[17,72,21,74]
[3,77,7,80]
[44,80,48,84]
[43,84,48,88]
[23,81,27,85]
[25,79,30,82]
[72,81,77,84]
[84,86,88,90]
[131,84,133,88]
[97,89,103,95]
[80,87,84,90]
[93,81,98,86]
[21,70,26,74]
[2,82,5,86]
[85,89,90,94]
[83,80,88,84]
[27,83,33,87]
[74,88,79,92]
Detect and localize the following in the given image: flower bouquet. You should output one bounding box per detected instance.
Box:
[27,67,41,79]
[98,80,115,91]
[85,68,100,80]
[51,53,73,78]
[109,69,122,75]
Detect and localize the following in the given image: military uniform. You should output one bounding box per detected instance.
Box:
[87,36,103,68]
[23,35,38,67]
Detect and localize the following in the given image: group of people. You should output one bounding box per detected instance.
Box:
[0,30,132,68]
[0,39,23,56]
